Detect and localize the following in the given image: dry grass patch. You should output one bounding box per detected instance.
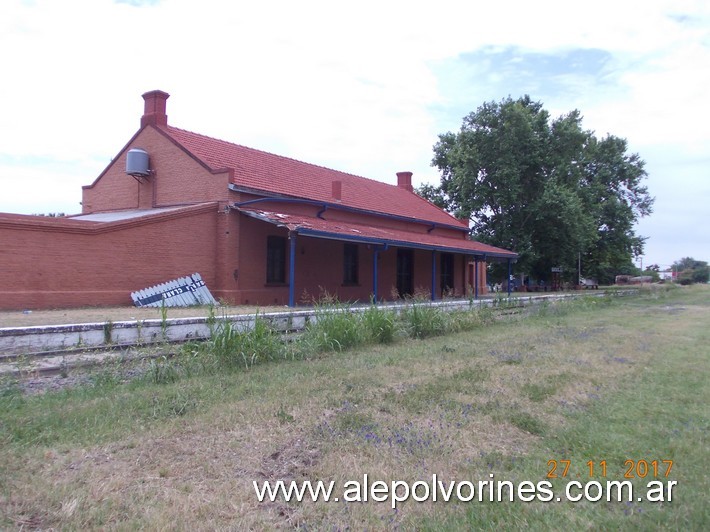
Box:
[1,286,707,529]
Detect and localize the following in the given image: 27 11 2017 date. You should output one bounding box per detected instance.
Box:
[547,459,674,479]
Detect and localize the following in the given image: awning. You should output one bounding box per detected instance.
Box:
[235,207,517,260]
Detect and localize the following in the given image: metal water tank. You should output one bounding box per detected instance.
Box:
[126,148,150,177]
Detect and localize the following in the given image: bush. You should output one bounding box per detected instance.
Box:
[448,306,495,332]
[672,257,709,285]
[208,314,284,369]
[400,301,449,339]
[146,355,182,384]
[362,304,397,344]
[302,302,366,352]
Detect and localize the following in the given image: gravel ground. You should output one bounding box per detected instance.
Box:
[16,365,151,395]
[1,348,160,396]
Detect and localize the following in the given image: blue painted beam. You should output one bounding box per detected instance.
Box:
[231,194,468,234]
[474,256,479,299]
[289,232,297,307]
[295,228,516,261]
[373,248,379,302]
[431,251,437,301]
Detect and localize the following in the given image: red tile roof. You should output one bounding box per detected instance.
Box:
[237,208,517,258]
[162,125,469,230]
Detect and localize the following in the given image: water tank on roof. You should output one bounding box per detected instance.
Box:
[126,148,151,177]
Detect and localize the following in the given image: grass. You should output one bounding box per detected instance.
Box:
[0,285,707,529]
[302,301,368,352]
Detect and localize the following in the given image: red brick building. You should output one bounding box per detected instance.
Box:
[0,90,516,310]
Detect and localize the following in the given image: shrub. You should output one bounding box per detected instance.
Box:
[362,304,397,344]
[302,302,365,352]
[400,301,449,339]
[447,305,497,332]
[147,355,182,384]
[208,314,284,369]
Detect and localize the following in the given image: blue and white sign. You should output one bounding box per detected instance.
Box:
[131,273,218,307]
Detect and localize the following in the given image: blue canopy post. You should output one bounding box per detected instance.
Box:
[474,255,479,300]
[288,232,297,307]
[372,247,379,302]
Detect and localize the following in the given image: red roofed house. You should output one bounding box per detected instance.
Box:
[0,90,516,310]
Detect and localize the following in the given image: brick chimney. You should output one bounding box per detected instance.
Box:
[141,90,170,128]
[332,180,342,201]
[396,171,413,193]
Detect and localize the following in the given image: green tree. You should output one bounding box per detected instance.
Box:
[672,257,709,285]
[421,96,653,284]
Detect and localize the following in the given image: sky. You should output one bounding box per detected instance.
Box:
[1,0,708,271]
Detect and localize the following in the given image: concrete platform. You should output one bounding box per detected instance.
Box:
[0,292,632,357]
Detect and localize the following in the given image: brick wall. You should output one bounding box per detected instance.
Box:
[2,119,492,310]
[0,204,219,310]
[235,211,485,306]
[82,126,230,214]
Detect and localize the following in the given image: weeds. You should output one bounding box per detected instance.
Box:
[0,377,22,400]
[90,366,122,388]
[136,320,145,344]
[302,301,365,352]
[5,292,655,400]
[2,286,707,529]
[205,302,219,337]
[150,388,198,419]
[147,355,181,385]
[400,300,448,338]
[361,303,397,344]
[448,306,494,332]
[103,320,114,345]
[275,404,295,424]
[207,313,283,369]
[522,382,558,402]
[59,357,69,379]
[237,315,284,366]
[160,301,169,341]
[507,410,546,436]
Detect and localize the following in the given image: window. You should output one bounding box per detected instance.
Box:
[343,243,359,285]
[266,236,286,284]
[440,253,454,295]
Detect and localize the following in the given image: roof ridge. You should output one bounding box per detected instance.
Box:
[160,124,467,229]
[165,124,394,186]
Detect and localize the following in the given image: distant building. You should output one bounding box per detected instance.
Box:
[659,271,674,281]
[0,91,516,310]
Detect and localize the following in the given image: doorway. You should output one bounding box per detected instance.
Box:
[396,249,414,297]
[440,252,454,296]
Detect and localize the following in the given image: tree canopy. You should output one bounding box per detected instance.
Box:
[419,96,654,284]
[672,257,709,285]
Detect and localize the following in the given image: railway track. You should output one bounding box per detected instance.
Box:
[0,344,172,379]
[0,305,529,382]
[2,290,632,386]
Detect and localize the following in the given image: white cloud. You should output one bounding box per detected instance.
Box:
[0,0,708,265]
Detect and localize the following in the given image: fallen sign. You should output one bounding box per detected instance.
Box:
[131,273,218,308]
